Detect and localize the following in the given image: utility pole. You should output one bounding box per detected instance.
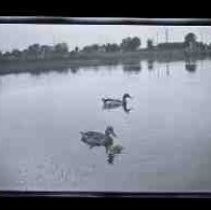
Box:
[165,28,169,43]
[156,32,159,45]
[200,31,203,43]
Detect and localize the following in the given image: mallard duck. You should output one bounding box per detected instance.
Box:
[102,93,132,112]
[80,126,117,153]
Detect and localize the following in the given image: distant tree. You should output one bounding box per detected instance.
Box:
[184,33,197,46]
[11,49,22,58]
[147,39,153,49]
[120,37,141,52]
[69,47,80,57]
[82,44,100,53]
[92,44,100,51]
[2,51,13,60]
[21,49,30,60]
[54,43,69,56]
[27,44,41,59]
[4,52,11,57]
[104,43,120,52]
[40,45,54,59]
[74,46,79,52]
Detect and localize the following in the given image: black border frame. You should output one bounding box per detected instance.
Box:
[0,17,211,25]
[1,17,211,200]
[2,191,211,198]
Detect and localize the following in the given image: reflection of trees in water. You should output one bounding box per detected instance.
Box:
[82,65,101,72]
[99,59,120,71]
[166,62,170,76]
[92,65,99,71]
[28,65,81,76]
[30,67,70,76]
[147,59,154,71]
[0,77,2,92]
[153,62,171,78]
[70,66,80,74]
[185,59,197,73]
[147,60,171,78]
[0,61,82,77]
[102,59,119,67]
[122,60,142,74]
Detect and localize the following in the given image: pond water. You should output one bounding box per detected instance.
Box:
[1,59,211,192]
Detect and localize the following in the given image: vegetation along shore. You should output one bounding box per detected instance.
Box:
[0,33,211,75]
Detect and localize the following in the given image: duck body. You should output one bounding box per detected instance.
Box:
[102,98,122,109]
[80,126,116,152]
[102,93,132,113]
[80,131,111,147]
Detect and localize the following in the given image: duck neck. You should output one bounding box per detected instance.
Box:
[122,96,128,105]
[105,130,110,136]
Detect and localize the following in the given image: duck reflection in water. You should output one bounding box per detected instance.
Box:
[102,93,133,114]
[123,62,142,74]
[107,144,124,164]
[80,126,124,164]
[147,59,154,71]
[70,66,80,74]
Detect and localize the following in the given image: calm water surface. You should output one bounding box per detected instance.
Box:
[1,59,211,192]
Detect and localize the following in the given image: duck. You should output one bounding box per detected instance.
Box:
[80,126,117,153]
[102,93,132,112]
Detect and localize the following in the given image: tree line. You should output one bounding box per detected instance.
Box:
[0,33,210,62]
[0,36,142,61]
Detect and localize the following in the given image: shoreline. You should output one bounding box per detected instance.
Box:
[0,50,210,75]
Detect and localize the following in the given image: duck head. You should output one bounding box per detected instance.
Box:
[105,126,117,137]
[123,93,132,101]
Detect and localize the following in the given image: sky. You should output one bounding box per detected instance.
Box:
[0,24,211,52]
